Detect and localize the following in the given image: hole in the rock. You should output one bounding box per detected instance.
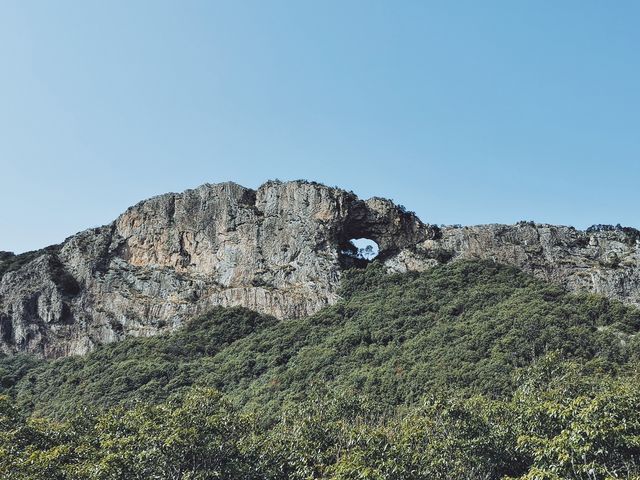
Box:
[350,238,379,260]
[342,238,379,261]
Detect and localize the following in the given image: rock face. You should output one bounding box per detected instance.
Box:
[388,223,640,308]
[0,181,427,357]
[0,180,638,358]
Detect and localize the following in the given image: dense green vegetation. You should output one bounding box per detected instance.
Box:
[1,363,639,479]
[1,260,640,478]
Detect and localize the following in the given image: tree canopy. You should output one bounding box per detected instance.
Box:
[1,260,640,478]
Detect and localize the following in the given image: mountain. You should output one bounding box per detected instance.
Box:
[1,260,639,479]
[3,259,639,420]
[2,181,640,478]
[1,180,639,358]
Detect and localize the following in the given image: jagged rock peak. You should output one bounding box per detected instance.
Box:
[0,180,429,357]
[1,180,639,359]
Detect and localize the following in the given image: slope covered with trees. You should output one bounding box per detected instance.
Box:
[1,260,640,478]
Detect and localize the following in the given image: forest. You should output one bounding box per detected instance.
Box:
[1,260,639,479]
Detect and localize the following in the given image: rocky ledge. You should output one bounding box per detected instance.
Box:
[1,180,638,357]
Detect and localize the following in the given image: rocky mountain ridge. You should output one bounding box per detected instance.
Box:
[1,180,639,358]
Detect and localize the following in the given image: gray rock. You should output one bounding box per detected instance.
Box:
[0,181,638,358]
[0,181,425,357]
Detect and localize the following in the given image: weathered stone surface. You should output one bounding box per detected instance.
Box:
[0,181,638,358]
[386,222,640,308]
[437,223,640,306]
[0,181,426,357]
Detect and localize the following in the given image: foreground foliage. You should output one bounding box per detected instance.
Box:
[1,360,639,479]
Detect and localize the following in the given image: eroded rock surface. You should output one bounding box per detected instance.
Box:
[387,222,640,307]
[0,181,427,357]
[1,180,638,358]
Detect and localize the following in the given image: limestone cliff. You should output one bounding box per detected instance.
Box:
[0,181,427,357]
[0,180,638,358]
[388,222,640,308]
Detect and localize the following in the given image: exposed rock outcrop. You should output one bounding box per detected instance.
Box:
[1,180,638,358]
[0,181,428,357]
[387,222,640,308]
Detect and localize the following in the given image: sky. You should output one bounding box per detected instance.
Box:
[1,1,638,253]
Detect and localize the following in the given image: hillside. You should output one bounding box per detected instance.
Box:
[3,260,639,418]
[2,181,640,478]
[1,260,640,478]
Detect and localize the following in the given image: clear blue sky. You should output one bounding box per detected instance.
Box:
[1,1,638,253]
